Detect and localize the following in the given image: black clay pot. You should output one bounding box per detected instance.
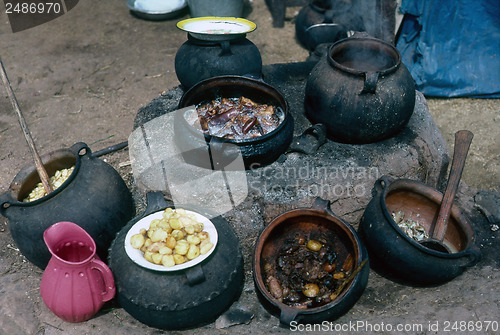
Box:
[0,142,135,269]
[295,0,361,51]
[174,35,262,89]
[108,192,244,330]
[304,32,416,144]
[253,197,369,325]
[358,176,481,285]
[175,75,294,170]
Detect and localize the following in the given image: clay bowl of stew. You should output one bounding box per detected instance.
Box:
[253,197,369,325]
[175,75,294,170]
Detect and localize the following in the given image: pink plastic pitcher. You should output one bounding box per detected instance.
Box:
[40,221,115,323]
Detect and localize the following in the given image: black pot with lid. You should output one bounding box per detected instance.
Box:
[108,192,244,330]
[175,17,262,89]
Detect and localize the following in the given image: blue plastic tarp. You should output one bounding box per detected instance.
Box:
[396,0,500,98]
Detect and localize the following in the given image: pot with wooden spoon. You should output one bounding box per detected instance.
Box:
[358,131,480,285]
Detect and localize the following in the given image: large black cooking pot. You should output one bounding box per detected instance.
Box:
[175,35,262,89]
[358,176,481,285]
[304,32,416,143]
[0,142,135,269]
[108,191,244,330]
[175,75,294,170]
[253,197,369,325]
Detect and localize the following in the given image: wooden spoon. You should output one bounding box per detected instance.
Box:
[0,57,53,194]
[421,130,473,253]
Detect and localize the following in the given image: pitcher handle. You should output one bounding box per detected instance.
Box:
[91,259,116,302]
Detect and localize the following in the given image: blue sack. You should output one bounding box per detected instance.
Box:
[396,0,500,98]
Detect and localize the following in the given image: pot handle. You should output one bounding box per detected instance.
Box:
[90,258,116,302]
[185,264,206,286]
[279,306,299,325]
[69,142,92,157]
[283,124,327,159]
[361,71,379,94]
[373,175,394,194]
[461,244,481,269]
[311,196,331,212]
[0,192,14,213]
[219,40,233,56]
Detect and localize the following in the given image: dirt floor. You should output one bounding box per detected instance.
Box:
[0,0,498,334]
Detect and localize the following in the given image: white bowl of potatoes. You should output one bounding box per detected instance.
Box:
[124,207,217,271]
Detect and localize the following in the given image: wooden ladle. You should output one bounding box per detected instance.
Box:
[0,57,53,195]
[421,130,474,253]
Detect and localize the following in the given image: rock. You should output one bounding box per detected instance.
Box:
[474,189,500,225]
[215,303,254,329]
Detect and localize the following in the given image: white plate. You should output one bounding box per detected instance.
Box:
[127,0,187,14]
[124,208,218,272]
[177,17,257,41]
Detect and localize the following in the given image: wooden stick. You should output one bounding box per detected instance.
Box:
[0,57,52,194]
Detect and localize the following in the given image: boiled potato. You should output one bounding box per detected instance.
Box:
[186,235,201,245]
[147,242,166,253]
[162,254,175,267]
[198,231,209,241]
[130,233,145,249]
[149,228,169,242]
[169,217,181,230]
[165,235,177,249]
[193,222,204,233]
[175,240,189,255]
[200,239,214,255]
[171,229,184,241]
[152,253,163,265]
[162,208,174,219]
[158,219,172,233]
[149,219,161,229]
[144,251,154,263]
[176,208,186,216]
[186,244,200,260]
[159,246,173,255]
[173,254,186,265]
[180,215,196,227]
[184,224,196,235]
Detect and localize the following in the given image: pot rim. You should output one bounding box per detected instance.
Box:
[0,143,89,208]
[327,36,401,77]
[378,176,477,259]
[253,206,366,316]
[178,75,291,145]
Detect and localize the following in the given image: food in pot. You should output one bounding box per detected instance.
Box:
[23,166,75,202]
[392,210,429,242]
[130,208,214,267]
[263,236,355,309]
[188,96,284,140]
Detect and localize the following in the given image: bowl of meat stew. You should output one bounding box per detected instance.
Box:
[175,75,294,170]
